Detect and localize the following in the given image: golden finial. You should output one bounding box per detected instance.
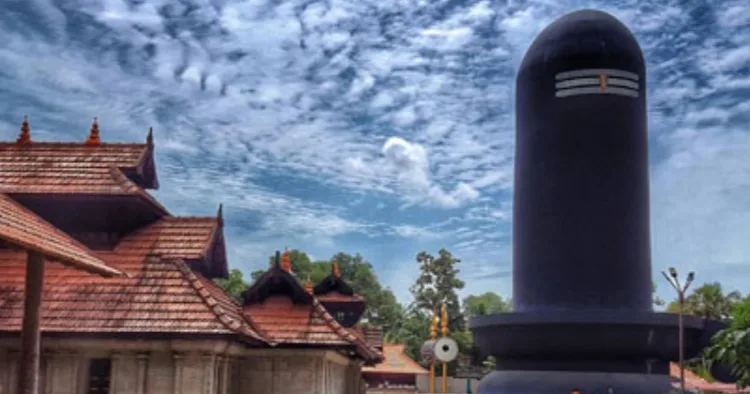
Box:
[441,305,449,337]
[332,262,340,278]
[429,312,438,340]
[16,115,31,145]
[85,117,101,145]
[281,248,292,272]
[304,275,313,293]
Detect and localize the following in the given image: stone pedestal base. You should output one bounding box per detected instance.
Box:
[477,370,674,393]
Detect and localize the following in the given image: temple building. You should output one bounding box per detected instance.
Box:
[0,118,383,394]
[362,344,427,394]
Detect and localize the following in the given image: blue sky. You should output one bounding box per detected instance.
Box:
[0,0,748,307]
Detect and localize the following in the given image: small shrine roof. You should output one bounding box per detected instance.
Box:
[240,251,383,362]
[362,344,428,375]
[313,262,366,303]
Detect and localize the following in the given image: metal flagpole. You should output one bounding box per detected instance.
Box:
[429,314,438,393]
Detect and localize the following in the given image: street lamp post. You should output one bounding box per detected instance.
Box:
[661,267,695,394]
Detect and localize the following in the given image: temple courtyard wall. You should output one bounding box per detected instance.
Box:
[0,338,365,394]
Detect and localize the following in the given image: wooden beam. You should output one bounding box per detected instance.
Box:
[17,251,44,394]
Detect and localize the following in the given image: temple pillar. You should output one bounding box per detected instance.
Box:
[17,251,44,394]
[111,352,122,394]
[219,356,230,394]
[202,354,216,394]
[172,353,184,394]
[136,353,149,394]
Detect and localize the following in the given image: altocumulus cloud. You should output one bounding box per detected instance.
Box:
[0,0,747,303]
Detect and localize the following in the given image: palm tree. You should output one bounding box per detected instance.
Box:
[666,282,742,322]
[705,296,750,389]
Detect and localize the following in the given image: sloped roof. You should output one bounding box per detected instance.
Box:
[0,133,167,216]
[114,217,219,258]
[362,344,428,375]
[114,216,228,278]
[0,194,122,277]
[0,216,258,339]
[241,254,383,363]
[313,263,366,303]
[0,142,156,193]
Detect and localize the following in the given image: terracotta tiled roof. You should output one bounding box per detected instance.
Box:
[362,344,428,375]
[0,194,122,277]
[241,296,383,362]
[241,254,383,362]
[0,249,259,338]
[0,141,166,214]
[0,214,257,338]
[115,217,219,259]
[243,296,353,345]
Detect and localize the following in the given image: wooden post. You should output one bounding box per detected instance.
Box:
[17,251,45,394]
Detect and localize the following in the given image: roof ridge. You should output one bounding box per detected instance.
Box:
[172,259,265,342]
[0,141,149,147]
[160,216,218,222]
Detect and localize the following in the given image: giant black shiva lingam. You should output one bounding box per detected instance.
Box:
[470,9,731,393]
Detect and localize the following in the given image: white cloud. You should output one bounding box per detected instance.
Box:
[382,136,480,208]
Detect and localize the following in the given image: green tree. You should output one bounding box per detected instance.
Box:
[213,269,250,300]
[329,252,403,332]
[410,249,466,332]
[666,282,742,321]
[705,296,750,389]
[463,292,512,318]
[266,249,314,278]
[386,307,431,365]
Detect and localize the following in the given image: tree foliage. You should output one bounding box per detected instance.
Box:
[463,292,512,318]
[386,308,431,365]
[666,282,742,322]
[410,249,466,332]
[705,296,750,389]
[213,268,250,300]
